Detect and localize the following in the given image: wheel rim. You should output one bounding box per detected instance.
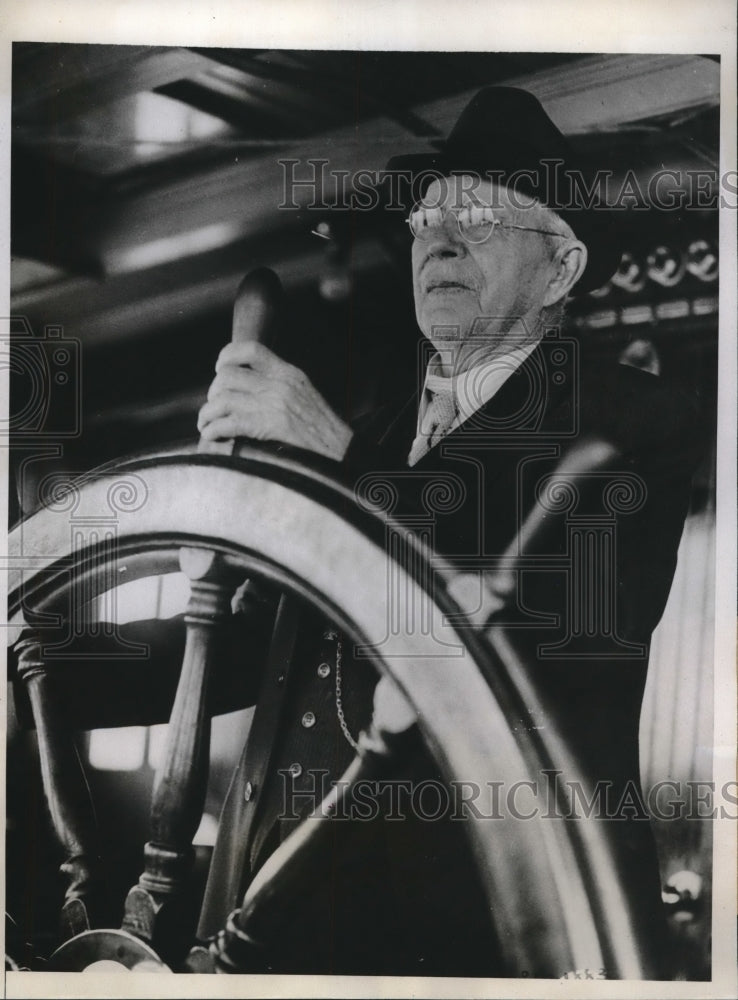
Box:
[7,445,649,978]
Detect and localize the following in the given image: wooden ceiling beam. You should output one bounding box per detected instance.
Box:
[12,43,217,123]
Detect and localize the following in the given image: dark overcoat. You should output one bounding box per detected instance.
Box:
[197,339,700,976]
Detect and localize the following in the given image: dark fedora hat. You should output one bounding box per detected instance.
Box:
[384,86,622,294]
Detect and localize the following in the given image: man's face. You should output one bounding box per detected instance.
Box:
[411,176,558,369]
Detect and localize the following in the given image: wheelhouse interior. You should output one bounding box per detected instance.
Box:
[7,45,720,978]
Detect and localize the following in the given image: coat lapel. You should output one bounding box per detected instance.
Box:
[409,342,574,468]
[362,341,576,472]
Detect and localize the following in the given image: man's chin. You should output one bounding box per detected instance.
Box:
[419,307,470,343]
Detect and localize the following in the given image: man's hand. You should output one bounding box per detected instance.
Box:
[197,341,354,461]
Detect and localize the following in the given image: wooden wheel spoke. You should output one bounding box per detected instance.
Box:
[120,549,244,959]
[208,676,417,970]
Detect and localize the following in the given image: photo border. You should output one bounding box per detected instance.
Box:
[1,2,735,998]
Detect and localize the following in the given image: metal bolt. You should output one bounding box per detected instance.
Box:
[301,711,316,729]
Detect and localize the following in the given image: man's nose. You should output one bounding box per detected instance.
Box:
[425,223,467,258]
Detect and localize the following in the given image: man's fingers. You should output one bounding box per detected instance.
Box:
[206,367,257,400]
[216,340,281,373]
[199,346,346,454]
[199,416,241,441]
[199,393,236,426]
[198,393,255,431]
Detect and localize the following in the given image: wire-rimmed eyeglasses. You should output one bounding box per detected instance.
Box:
[406,203,568,245]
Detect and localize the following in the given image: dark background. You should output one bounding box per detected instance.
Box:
[9,47,719,512]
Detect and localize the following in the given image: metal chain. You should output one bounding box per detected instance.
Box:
[334,638,360,752]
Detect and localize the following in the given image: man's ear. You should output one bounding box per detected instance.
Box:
[542,240,588,306]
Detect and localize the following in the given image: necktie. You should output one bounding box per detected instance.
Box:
[407,382,458,465]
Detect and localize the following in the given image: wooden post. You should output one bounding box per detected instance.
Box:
[15,629,105,940]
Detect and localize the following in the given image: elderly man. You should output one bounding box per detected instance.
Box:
[198,177,583,457]
[195,88,698,976]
